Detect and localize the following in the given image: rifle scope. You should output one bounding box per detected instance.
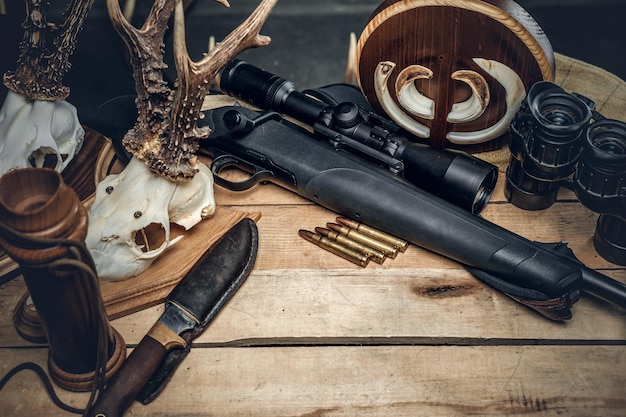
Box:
[220,59,498,214]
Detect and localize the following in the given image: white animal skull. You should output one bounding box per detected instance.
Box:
[0,90,84,175]
[86,156,216,281]
[86,0,274,281]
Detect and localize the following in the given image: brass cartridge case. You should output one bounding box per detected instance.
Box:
[315,227,386,264]
[299,229,369,267]
[327,223,399,258]
[336,216,409,252]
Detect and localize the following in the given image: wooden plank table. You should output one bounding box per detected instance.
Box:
[2,53,626,416]
[1,156,626,416]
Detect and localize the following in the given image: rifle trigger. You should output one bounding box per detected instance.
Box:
[210,154,274,191]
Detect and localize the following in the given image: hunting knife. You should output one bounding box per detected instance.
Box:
[85,218,259,417]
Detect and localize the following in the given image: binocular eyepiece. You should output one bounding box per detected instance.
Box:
[505,81,626,265]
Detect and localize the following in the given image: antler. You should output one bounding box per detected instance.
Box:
[108,0,277,182]
[3,0,95,100]
[106,0,178,171]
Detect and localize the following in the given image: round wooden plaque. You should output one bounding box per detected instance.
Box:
[356,0,555,152]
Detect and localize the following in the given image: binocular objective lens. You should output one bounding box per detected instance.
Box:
[542,108,576,126]
[586,119,626,159]
[538,97,587,127]
[591,134,626,155]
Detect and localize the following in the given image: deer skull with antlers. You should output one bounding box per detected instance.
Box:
[86,0,276,280]
[0,0,94,176]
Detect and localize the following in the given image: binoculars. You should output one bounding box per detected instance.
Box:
[505,81,626,265]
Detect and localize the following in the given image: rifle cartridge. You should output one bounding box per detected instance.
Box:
[299,230,370,267]
[315,226,387,264]
[327,223,399,258]
[336,217,409,252]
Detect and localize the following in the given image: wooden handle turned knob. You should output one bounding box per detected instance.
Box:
[0,168,126,392]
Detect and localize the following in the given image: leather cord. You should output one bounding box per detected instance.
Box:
[0,362,85,414]
[0,218,110,416]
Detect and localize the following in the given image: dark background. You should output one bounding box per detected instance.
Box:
[0,0,624,118]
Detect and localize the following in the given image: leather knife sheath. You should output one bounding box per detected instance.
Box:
[137,217,259,403]
[85,218,259,417]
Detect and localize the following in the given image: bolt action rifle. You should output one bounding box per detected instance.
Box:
[199,60,626,321]
[217,60,500,215]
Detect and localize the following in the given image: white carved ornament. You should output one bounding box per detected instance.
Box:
[374,58,527,145]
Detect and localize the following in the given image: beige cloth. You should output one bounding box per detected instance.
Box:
[554,53,626,120]
[480,53,626,170]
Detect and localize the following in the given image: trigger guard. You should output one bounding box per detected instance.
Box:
[210,154,274,191]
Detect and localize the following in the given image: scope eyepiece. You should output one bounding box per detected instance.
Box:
[221,59,326,125]
[220,58,293,109]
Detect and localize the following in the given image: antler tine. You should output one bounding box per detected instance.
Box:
[3,0,95,100]
[122,0,136,20]
[106,0,179,165]
[173,0,275,105]
[106,0,276,182]
[155,0,275,181]
[106,0,175,100]
[185,0,275,76]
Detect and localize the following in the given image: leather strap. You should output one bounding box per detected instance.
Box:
[510,296,574,321]
[0,218,112,413]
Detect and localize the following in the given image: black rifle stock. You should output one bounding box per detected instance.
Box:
[199,104,626,321]
[220,59,498,215]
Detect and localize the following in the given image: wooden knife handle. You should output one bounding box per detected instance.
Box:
[85,335,167,417]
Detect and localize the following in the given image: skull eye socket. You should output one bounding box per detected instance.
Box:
[28,147,62,169]
[134,223,167,253]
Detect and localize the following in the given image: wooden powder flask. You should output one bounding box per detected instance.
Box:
[356,0,556,153]
[0,168,126,392]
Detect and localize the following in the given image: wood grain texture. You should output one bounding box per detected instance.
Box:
[6,203,261,321]
[1,150,625,415]
[0,140,626,417]
[2,168,625,413]
[356,0,554,152]
[2,52,626,417]
[98,206,261,318]
[2,345,626,416]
